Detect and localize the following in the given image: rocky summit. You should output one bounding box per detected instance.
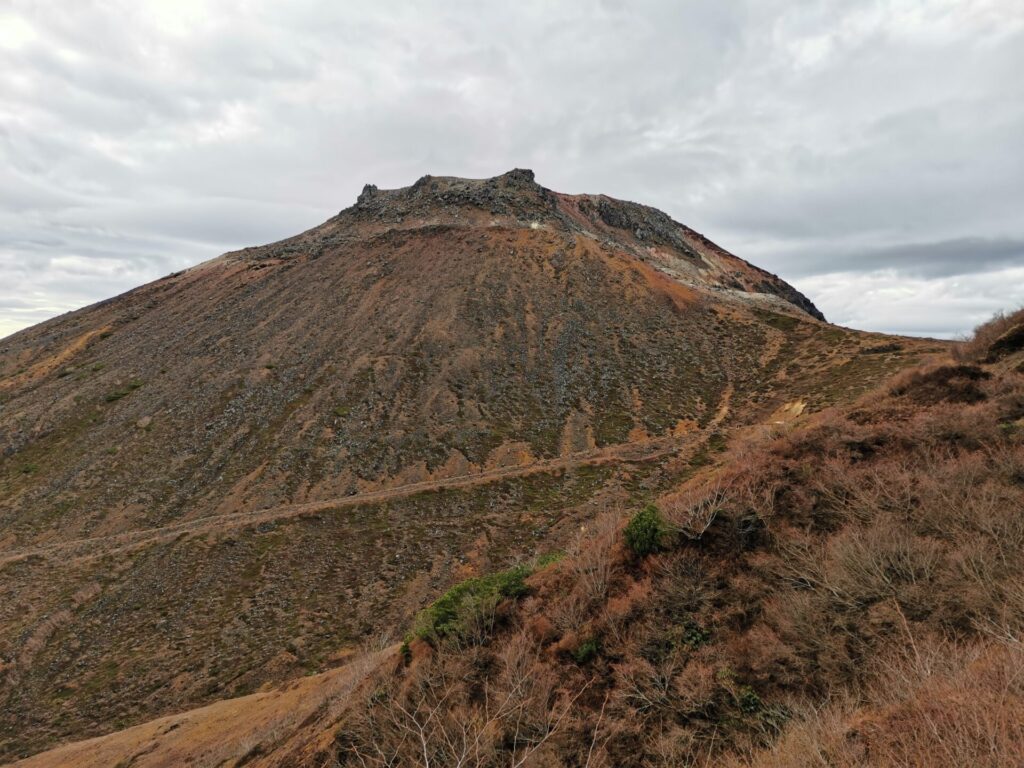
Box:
[0,171,945,763]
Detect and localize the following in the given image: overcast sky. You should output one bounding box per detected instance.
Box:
[1,0,1022,339]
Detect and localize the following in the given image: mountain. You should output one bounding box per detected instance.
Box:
[0,171,943,762]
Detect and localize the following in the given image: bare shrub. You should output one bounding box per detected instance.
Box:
[762,589,848,683]
[863,641,1024,768]
[644,725,709,768]
[827,522,943,609]
[337,635,588,768]
[974,577,1024,646]
[550,512,621,633]
[984,441,1024,485]
[613,657,675,718]
[660,478,727,539]
[954,306,1024,362]
[889,364,991,406]
[721,698,863,768]
[722,640,1024,768]
[651,552,708,615]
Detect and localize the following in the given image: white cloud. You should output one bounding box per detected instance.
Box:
[797,265,1024,337]
[0,0,1022,339]
[0,12,37,50]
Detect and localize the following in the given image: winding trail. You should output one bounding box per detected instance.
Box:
[0,426,722,568]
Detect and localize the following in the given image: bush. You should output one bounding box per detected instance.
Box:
[414,565,531,643]
[737,685,763,714]
[676,620,710,650]
[625,504,668,557]
[572,637,599,664]
[956,306,1024,362]
[890,364,991,405]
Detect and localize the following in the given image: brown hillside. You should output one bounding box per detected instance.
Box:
[13,314,1021,768]
[0,171,942,760]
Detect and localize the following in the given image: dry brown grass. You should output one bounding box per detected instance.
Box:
[9,648,389,768]
[954,306,1024,362]
[323,323,1024,767]
[722,639,1024,768]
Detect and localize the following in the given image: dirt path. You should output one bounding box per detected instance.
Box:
[0,430,710,568]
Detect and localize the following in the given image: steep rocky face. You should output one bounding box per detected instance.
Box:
[0,171,936,760]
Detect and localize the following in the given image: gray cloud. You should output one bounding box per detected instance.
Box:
[755,237,1024,279]
[1,0,1022,340]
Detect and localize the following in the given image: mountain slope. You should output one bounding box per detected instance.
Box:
[13,319,1021,768]
[0,171,942,760]
[1,170,824,550]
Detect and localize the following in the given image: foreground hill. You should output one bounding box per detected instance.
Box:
[0,171,941,760]
[13,311,1022,768]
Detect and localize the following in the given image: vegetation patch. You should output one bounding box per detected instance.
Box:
[572,636,599,664]
[104,380,144,402]
[988,321,1024,361]
[414,564,531,643]
[891,364,991,405]
[689,431,728,467]
[754,309,801,332]
[624,503,669,556]
[331,312,1024,767]
[860,341,903,355]
[674,620,710,650]
[957,306,1024,361]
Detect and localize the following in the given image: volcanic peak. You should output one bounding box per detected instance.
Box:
[339,169,825,321]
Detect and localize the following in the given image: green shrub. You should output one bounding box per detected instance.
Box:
[625,504,667,557]
[573,637,599,664]
[414,564,531,643]
[672,620,710,650]
[737,685,762,714]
